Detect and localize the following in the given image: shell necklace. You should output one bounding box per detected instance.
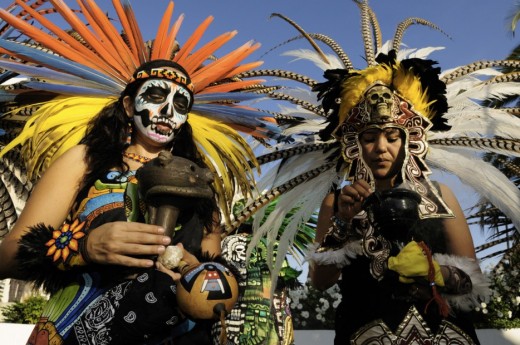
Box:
[123,151,152,164]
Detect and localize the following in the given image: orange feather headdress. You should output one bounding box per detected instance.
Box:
[0,0,280,228]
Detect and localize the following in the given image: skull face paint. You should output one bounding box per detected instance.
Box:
[133,78,192,145]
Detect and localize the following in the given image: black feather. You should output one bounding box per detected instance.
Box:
[16,223,76,294]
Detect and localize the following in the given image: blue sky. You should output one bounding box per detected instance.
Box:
[114,0,518,72]
[2,0,517,265]
[6,0,513,71]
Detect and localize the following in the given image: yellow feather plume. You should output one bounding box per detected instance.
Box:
[0,96,115,179]
[189,114,259,226]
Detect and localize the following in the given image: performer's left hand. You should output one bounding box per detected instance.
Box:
[387,240,444,286]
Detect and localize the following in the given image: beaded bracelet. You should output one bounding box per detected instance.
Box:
[317,215,351,251]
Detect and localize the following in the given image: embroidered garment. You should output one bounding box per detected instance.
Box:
[27,171,200,345]
[333,186,480,345]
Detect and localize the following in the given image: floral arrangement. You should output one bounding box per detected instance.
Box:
[288,278,340,329]
[474,252,520,329]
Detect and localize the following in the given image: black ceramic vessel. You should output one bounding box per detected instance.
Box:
[363,188,422,241]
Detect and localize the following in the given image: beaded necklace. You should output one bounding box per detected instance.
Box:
[123,151,152,164]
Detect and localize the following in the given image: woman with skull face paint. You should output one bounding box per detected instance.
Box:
[0,1,279,344]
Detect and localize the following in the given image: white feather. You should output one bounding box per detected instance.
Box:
[442,67,503,80]
[277,87,320,105]
[440,107,520,139]
[378,41,445,60]
[282,49,345,70]
[426,147,520,232]
[399,46,445,60]
[449,82,520,103]
[247,166,337,295]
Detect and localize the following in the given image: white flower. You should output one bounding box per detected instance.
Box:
[475,307,480,312]
[495,296,502,303]
[515,296,520,306]
[497,311,503,318]
[301,311,309,319]
[508,310,513,319]
[316,314,323,320]
[297,303,303,310]
[321,299,330,310]
[482,309,488,315]
[480,302,487,308]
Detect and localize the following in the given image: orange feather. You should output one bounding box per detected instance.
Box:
[111,0,140,63]
[80,0,137,75]
[11,0,112,70]
[48,0,123,71]
[223,60,264,79]
[192,41,260,90]
[181,31,237,73]
[151,1,174,61]
[174,16,214,71]
[122,1,148,64]
[0,8,106,73]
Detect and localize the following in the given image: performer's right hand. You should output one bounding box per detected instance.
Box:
[85,221,171,267]
[156,243,200,282]
[336,180,372,220]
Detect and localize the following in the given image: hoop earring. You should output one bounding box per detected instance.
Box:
[126,120,133,146]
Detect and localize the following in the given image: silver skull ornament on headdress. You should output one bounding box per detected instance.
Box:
[365,84,394,122]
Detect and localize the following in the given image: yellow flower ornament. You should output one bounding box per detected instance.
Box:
[45,219,87,269]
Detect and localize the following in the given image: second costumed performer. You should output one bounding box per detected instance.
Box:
[0,1,282,344]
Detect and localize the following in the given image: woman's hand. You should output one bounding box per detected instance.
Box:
[336,180,372,220]
[85,221,171,268]
[156,243,200,282]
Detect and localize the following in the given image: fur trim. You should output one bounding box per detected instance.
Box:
[16,223,74,294]
[433,253,491,312]
[306,240,364,269]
